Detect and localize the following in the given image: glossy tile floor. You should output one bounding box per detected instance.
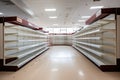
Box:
[0,46,120,80]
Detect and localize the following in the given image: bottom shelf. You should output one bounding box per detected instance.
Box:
[5,44,48,59]
[4,47,49,70]
[72,45,119,71]
[73,45,106,66]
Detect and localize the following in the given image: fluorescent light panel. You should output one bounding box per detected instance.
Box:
[0,12,3,15]
[78,20,86,22]
[81,16,91,19]
[51,68,58,72]
[49,16,57,19]
[75,23,80,26]
[90,6,104,9]
[45,8,56,11]
[53,24,58,26]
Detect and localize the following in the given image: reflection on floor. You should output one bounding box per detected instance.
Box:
[0,46,120,80]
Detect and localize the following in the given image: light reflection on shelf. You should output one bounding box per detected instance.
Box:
[78,71,84,76]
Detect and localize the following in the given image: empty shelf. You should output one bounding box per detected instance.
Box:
[4,40,17,42]
[5,44,48,59]
[4,39,48,43]
[75,41,115,49]
[4,32,47,38]
[16,33,44,38]
[5,33,17,35]
[100,19,115,23]
[74,37,116,41]
[73,45,114,66]
[5,43,45,51]
[74,19,115,36]
[76,29,115,37]
[74,37,101,40]
[5,47,49,67]
[10,27,46,35]
[74,43,114,58]
[73,45,105,66]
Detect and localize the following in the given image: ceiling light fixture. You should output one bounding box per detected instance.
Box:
[81,16,91,19]
[75,23,80,26]
[90,6,104,9]
[45,8,56,11]
[53,24,58,26]
[49,16,57,19]
[0,12,3,15]
[51,68,58,72]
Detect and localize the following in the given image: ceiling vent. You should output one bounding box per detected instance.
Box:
[93,0,100,1]
[0,0,14,5]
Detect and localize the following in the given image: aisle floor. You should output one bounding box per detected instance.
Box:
[0,46,120,80]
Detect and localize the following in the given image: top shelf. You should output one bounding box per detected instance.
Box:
[86,8,120,25]
[0,16,43,30]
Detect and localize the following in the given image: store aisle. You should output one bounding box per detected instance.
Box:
[0,46,120,80]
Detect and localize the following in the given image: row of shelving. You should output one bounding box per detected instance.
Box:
[0,16,49,71]
[72,8,120,71]
[4,24,49,59]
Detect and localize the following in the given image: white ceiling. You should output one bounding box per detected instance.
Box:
[21,0,120,28]
[1,0,120,28]
[0,0,31,19]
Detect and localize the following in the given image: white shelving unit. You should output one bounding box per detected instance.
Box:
[0,16,49,71]
[72,8,120,71]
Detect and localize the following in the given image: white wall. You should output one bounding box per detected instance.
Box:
[49,34,72,46]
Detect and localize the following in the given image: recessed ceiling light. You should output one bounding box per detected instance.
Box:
[78,20,86,22]
[53,24,58,26]
[49,16,57,19]
[90,6,104,9]
[45,8,56,11]
[74,23,80,26]
[51,68,58,72]
[0,12,3,15]
[81,16,91,19]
